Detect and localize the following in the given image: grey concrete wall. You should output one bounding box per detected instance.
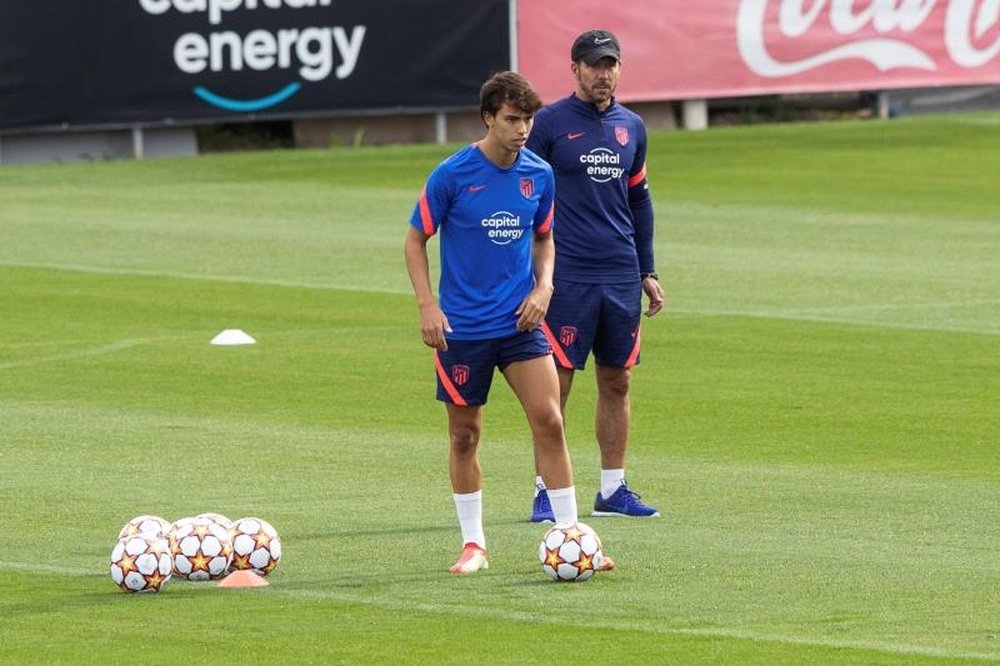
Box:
[0,127,197,165]
[292,102,678,148]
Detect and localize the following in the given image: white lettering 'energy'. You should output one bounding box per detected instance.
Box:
[481,212,523,245]
[173,26,366,81]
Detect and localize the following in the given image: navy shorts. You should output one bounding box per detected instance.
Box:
[434,329,552,406]
[542,278,641,370]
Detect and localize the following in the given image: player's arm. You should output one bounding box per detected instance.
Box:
[406,175,453,350]
[404,226,451,350]
[516,192,556,332]
[628,125,665,317]
[516,227,555,332]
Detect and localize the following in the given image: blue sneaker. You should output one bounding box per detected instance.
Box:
[592,481,660,517]
[530,486,555,523]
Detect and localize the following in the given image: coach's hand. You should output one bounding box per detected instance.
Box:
[643,276,666,317]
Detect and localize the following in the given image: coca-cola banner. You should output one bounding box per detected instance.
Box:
[0,0,507,132]
[517,0,1000,102]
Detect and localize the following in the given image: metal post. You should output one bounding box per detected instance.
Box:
[131,125,145,160]
[435,112,447,145]
[877,91,890,119]
[682,100,708,131]
[509,0,519,72]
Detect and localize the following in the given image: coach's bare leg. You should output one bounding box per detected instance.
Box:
[556,365,575,413]
[595,364,630,470]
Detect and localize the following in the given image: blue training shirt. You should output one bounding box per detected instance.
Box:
[410,143,555,340]
[526,94,655,284]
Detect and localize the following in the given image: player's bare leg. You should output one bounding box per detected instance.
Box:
[503,356,572,491]
[446,404,489,574]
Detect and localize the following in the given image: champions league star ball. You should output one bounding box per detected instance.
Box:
[167,516,234,581]
[117,514,171,540]
[110,533,173,593]
[229,517,282,576]
[196,512,234,529]
[539,522,604,582]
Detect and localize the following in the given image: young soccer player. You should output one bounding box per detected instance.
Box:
[405,71,613,574]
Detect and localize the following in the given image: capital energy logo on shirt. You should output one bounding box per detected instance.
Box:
[481,211,524,246]
[579,147,624,183]
[138,0,366,111]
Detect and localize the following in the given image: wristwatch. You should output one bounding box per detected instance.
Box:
[640,272,659,281]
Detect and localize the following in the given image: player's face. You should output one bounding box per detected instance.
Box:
[573,57,621,110]
[484,102,534,154]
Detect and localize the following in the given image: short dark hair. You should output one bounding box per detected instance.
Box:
[479,71,542,121]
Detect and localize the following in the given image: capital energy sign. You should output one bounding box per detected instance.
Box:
[0,0,508,131]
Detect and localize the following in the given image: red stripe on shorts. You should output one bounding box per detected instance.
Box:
[624,326,641,368]
[540,321,575,370]
[434,351,467,406]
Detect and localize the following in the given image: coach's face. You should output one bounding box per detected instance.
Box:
[573,56,620,110]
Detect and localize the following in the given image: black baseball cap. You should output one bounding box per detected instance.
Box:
[571,29,621,65]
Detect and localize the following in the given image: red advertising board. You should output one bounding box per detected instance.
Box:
[516,0,1000,103]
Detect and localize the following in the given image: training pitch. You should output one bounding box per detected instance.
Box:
[1,113,998,664]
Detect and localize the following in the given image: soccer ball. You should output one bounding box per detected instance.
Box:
[196,512,234,530]
[117,514,171,540]
[539,522,604,582]
[229,517,282,576]
[110,533,173,593]
[167,516,234,581]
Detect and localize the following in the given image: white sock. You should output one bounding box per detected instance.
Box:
[453,491,485,549]
[546,486,578,525]
[601,468,625,500]
[534,475,546,495]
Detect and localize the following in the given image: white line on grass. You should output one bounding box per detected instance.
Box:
[779,299,1000,313]
[0,341,137,371]
[5,260,998,335]
[281,588,1000,662]
[0,260,410,295]
[668,306,1000,336]
[2,561,995,661]
[0,561,97,577]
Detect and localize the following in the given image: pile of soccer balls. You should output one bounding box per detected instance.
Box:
[110,512,282,593]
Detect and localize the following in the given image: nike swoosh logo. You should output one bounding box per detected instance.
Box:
[468,185,487,192]
[595,37,612,45]
[566,132,585,140]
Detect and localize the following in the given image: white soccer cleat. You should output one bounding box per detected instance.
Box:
[448,543,488,574]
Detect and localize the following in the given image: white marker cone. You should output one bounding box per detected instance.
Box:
[210,329,256,346]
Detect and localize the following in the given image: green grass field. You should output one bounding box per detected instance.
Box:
[1,113,998,664]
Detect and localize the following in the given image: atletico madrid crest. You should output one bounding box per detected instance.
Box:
[519,178,534,198]
[452,365,470,386]
[615,126,629,146]
[559,326,578,347]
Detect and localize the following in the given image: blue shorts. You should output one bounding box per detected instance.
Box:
[435,329,552,406]
[542,279,641,370]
